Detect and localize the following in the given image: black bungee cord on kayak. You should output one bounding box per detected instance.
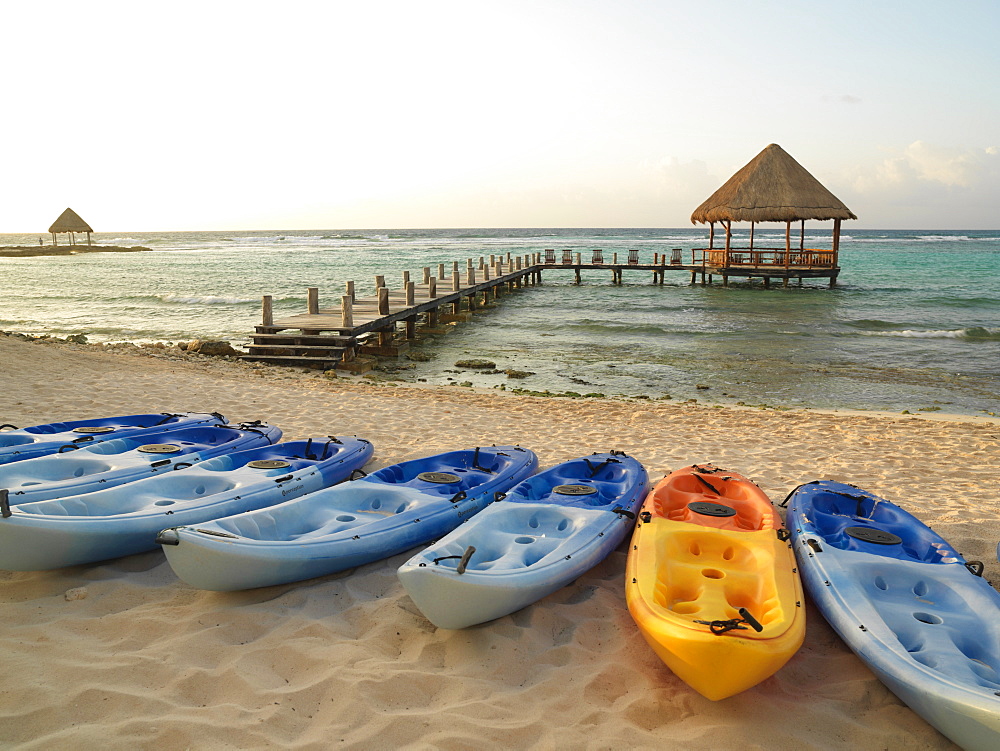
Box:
[695,608,764,635]
[432,545,477,574]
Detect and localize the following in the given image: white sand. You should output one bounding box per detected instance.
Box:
[2,334,997,749]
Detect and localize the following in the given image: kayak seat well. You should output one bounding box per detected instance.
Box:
[506,462,636,510]
[652,530,787,632]
[26,475,242,517]
[429,505,596,572]
[856,561,1000,689]
[368,447,524,494]
[808,490,956,562]
[209,485,442,541]
[650,475,773,531]
[0,435,35,448]
[373,465,497,495]
[2,457,114,484]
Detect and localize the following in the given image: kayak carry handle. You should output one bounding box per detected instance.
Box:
[612,506,636,520]
[349,469,368,481]
[173,462,194,471]
[472,447,493,474]
[776,528,791,541]
[493,491,506,502]
[807,539,823,553]
[155,528,180,546]
[457,546,476,574]
[739,608,764,632]
[0,424,18,431]
[966,560,985,577]
[692,473,722,496]
[449,491,468,504]
[0,489,10,519]
[58,443,82,453]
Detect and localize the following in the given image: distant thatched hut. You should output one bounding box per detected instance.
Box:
[690,144,856,285]
[48,208,93,246]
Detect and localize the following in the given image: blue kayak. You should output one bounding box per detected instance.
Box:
[398,451,649,628]
[787,480,1000,751]
[0,421,280,506]
[0,412,225,465]
[160,445,538,591]
[0,436,372,571]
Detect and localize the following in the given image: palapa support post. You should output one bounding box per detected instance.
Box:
[307,287,319,315]
[832,218,842,268]
[785,222,791,269]
[724,221,732,268]
[341,295,354,327]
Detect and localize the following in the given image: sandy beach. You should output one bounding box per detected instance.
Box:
[1,333,997,750]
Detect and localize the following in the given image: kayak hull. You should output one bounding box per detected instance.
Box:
[398,452,649,629]
[0,437,371,570]
[161,445,538,591]
[787,480,1000,751]
[0,412,224,465]
[625,465,804,700]
[0,422,280,504]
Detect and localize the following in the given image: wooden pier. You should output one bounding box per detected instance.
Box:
[242,248,840,371]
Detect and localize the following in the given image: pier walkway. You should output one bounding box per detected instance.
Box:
[243,248,839,370]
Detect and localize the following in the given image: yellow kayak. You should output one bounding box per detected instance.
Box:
[625,464,804,700]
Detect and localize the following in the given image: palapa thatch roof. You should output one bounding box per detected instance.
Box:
[48,208,93,234]
[691,144,857,224]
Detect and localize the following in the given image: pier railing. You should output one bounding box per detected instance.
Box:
[695,248,836,268]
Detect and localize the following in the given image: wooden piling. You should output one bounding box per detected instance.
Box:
[307,287,319,315]
[261,295,273,326]
[341,295,353,327]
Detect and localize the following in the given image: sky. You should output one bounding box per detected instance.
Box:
[2,0,999,232]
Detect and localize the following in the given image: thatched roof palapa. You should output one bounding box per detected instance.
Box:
[48,208,93,234]
[691,144,856,225]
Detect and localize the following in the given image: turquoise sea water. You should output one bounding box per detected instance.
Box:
[2,228,998,416]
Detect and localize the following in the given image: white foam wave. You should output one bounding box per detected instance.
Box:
[859,327,999,340]
[844,235,1000,243]
[158,294,257,305]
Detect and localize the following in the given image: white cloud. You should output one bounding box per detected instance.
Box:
[853,142,999,191]
[840,142,1000,227]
